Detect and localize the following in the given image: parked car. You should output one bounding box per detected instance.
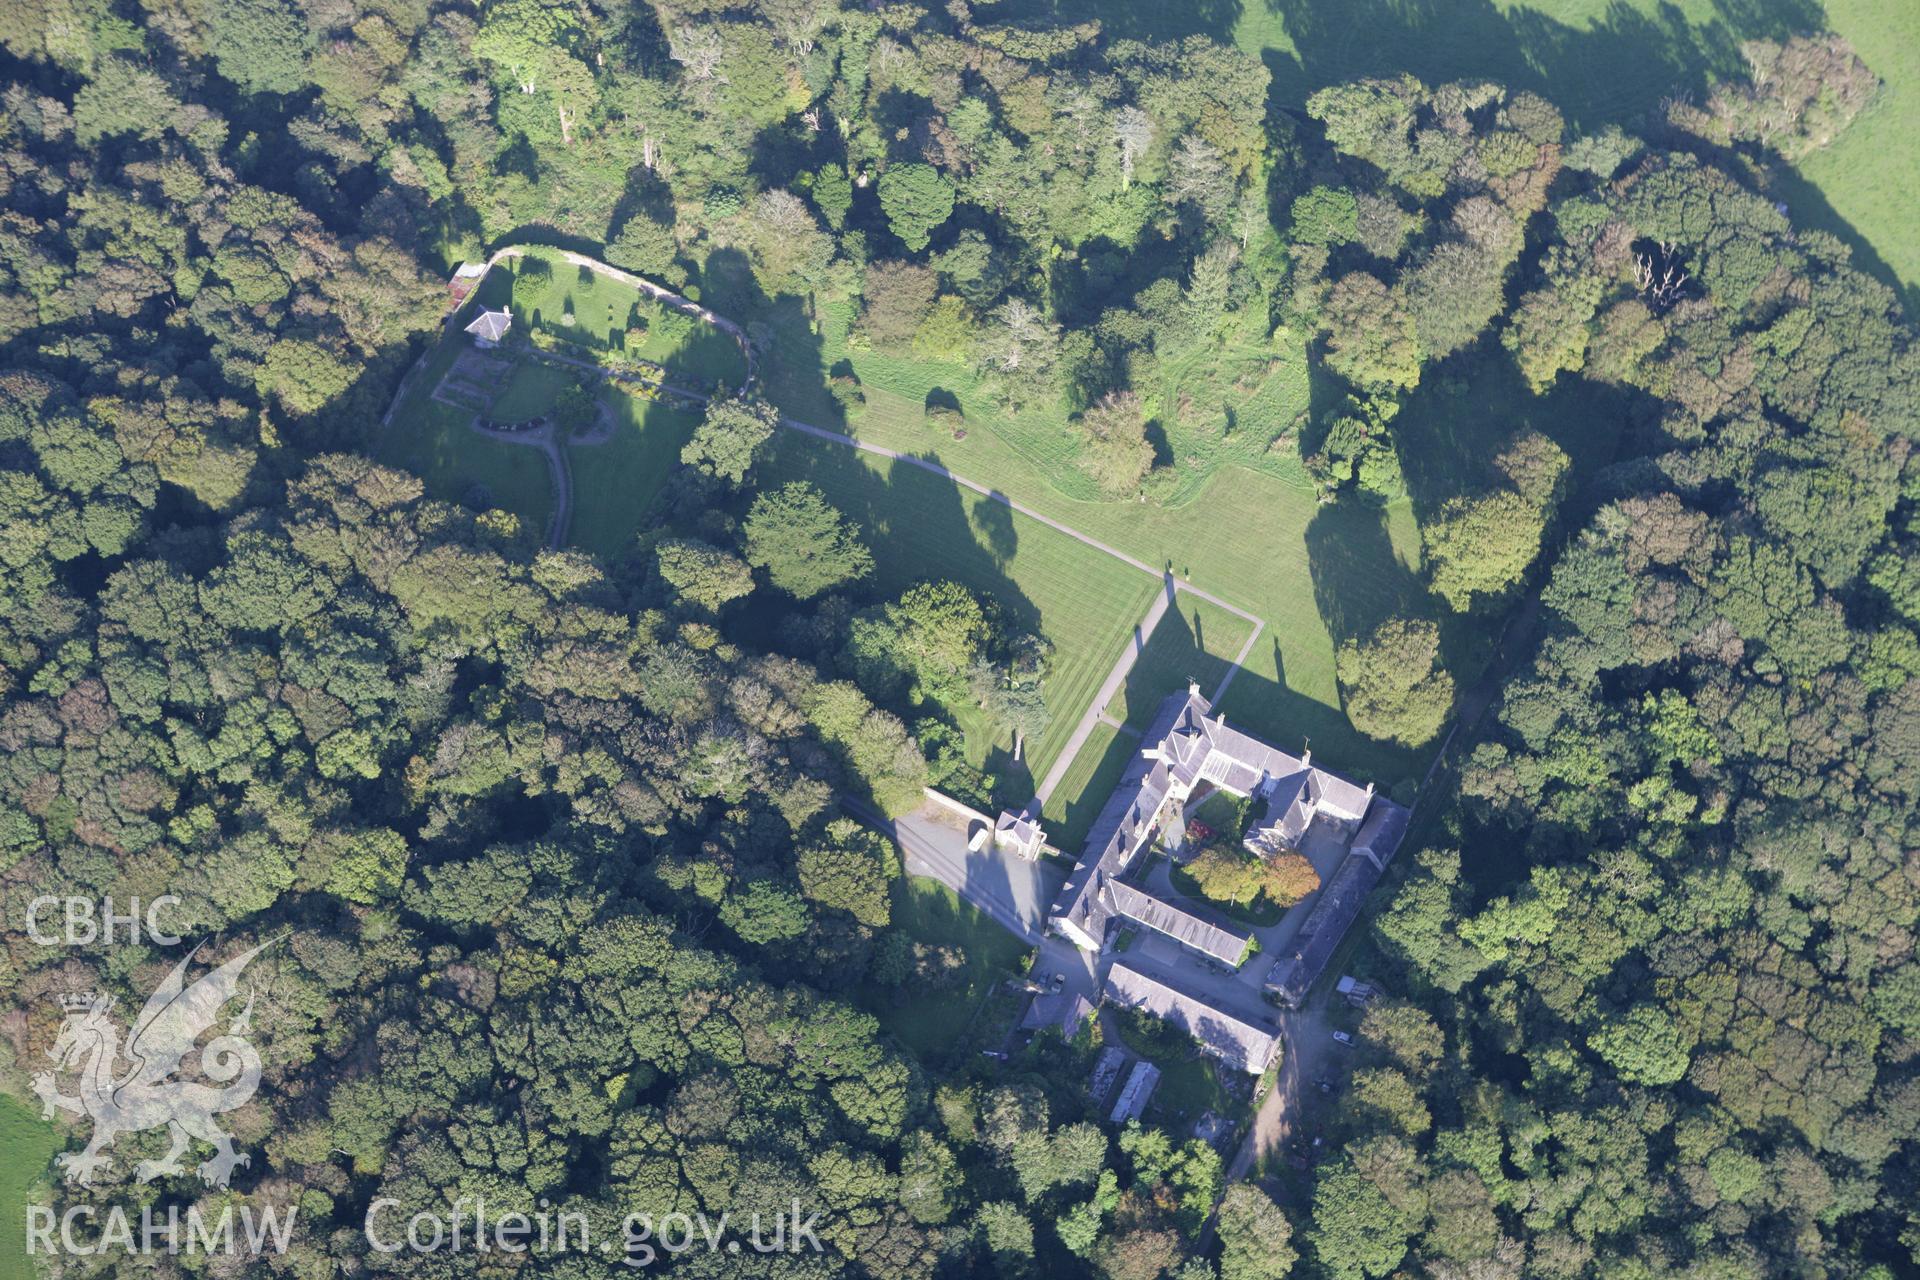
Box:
[1050,972,1067,991]
[1331,1030,1355,1046]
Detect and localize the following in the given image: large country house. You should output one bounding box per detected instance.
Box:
[1040,685,1410,1070]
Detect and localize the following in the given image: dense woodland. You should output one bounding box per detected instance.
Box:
[0,0,1914,1277]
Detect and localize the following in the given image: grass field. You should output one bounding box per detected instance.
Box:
[759,431,1160,785]
[567,397,701,561]
[374,314,556,536]
[1105,595,1257,730]
[0,1095,59,1280]
[765,304,1428,786]
[864,875,1032,1058]
[1040,719,1133,853]
[1791,0,1920,303]
[507,250,751,385]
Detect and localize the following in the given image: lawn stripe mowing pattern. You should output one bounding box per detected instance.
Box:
[1104,594,1258,730]
[759,297,1425,785]
[0,1096,59,1280]
[760,431,1158,785]
[1039,717,1132,855]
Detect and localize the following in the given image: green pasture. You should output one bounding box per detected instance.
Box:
[0,1095,59,1280]
[1105,594,1257,730]
[759,432,1161,786]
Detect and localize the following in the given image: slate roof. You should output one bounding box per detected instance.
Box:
[465,308,511,342]
[1103,881,1250,965]
[1263,799,1410,1007]
[995,809,1044,856]
[1048,686,1394,959]
[1104,961,1281,1073]
[1109,1059,1162,1123]
[1049,749,1173,945]
[1021,990,1094,1036]
[1352,801,1411,870]
[1310,769,1375,823]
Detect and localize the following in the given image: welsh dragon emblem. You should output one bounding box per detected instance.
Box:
[32,940,271,1188]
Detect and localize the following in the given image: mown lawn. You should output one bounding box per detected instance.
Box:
[758,430,1160,787]
[764,303,1422,788]
[1105,594,1256,729]
[1039,718,1132,855]
[0,1096,59,1280]
[490,360,573,422]
[373,336,555,539]
[381,251,745,552]
[567,396,701,562]
[508,250,751,385]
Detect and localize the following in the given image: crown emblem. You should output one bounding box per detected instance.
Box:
[58,992,98,1012]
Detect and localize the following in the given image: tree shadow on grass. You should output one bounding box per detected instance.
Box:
[1764,162,1920,317]
[1389,345,1646,526]
[1305,496,1424,647]
[1259,0,1818,131]
[1046,728,1138,855]
[773,439,1044,640]
[970,492,1019,568]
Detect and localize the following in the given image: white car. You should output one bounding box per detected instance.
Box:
[1331,1030,1355,1046]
